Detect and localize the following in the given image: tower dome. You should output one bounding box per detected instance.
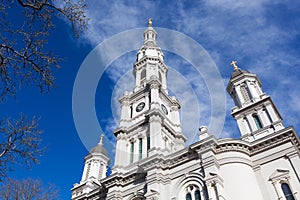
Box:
[89,135,108,156]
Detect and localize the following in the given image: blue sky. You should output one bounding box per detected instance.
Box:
[2,0,300,199]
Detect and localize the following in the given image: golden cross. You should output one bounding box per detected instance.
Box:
[148,18,152,27]
[230,60,239,71]
[99,134,104,144]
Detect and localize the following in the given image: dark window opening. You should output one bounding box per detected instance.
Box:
[186,193,192,200]
[139,138,142,160]
[253,114,263,129]
[195,190,201,200]
[130,142,134,163]
[281,183,295,200]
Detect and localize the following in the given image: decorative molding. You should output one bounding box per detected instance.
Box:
[149,82,160,90]
[216,140,250,155]
[269,169,290,183]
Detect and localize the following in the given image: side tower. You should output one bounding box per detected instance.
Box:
[113,19,186,171]
[71,135,110,199]
[227,61,284,141]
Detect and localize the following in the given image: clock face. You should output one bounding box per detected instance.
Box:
[136,102,145,112]
[161,104,168,115]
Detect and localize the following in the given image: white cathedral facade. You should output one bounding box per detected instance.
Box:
[71,20,300,200]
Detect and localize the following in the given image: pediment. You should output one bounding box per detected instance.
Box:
[269,169,290,181]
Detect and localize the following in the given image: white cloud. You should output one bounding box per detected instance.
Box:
[83,0,300,142]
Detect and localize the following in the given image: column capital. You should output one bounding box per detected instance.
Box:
[149,115,162,123]
[150,82,160,90]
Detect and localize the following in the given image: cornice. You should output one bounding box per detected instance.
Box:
[227,72,261,93]
[216,140,251,155]
[123,86,150,104]
[111,128,299,191]
[101,167,147,188]
[249,126,298,155]
[231,95,270,116]
[71,182,104,200]
[113,116,147,136]
[133,56,167,72]
[213,127,299,157]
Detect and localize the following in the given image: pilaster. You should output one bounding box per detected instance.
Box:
[148,115,163,156]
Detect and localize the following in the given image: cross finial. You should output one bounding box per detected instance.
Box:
[148,18,152,27]
[231,60,239,71]
[99,134,104,144]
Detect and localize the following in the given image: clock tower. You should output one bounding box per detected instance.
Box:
[113,19,186,171]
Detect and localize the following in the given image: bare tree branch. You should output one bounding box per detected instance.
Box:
[0,0,88,100]
[0,178,59,200]
[0,114,44,179]
[0,0,88,183]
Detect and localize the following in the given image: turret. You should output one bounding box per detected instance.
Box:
[227,61,284,142]
[71,135,109,199]
[80,134,109,183]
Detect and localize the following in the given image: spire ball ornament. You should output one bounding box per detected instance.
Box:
[148,18,152,27]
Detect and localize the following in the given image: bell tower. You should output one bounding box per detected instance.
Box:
[227,61,284,142]
[113,19,186,172]
[133,18,168,93]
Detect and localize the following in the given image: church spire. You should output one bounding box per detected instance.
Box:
[227,61,284,142]
[113,20,186,171]
[134,19,166,92]
[143,18,158,47]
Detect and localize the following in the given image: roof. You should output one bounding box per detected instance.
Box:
[89,142,108,156]
[230,68,250,79]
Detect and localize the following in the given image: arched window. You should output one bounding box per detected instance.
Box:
[186,193,192,200]
[184,185,202,200]
[253,114,263,129]
[281,183,295,200]
[195,190,201,200]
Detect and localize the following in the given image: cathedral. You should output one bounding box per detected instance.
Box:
[71,20,300,200]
